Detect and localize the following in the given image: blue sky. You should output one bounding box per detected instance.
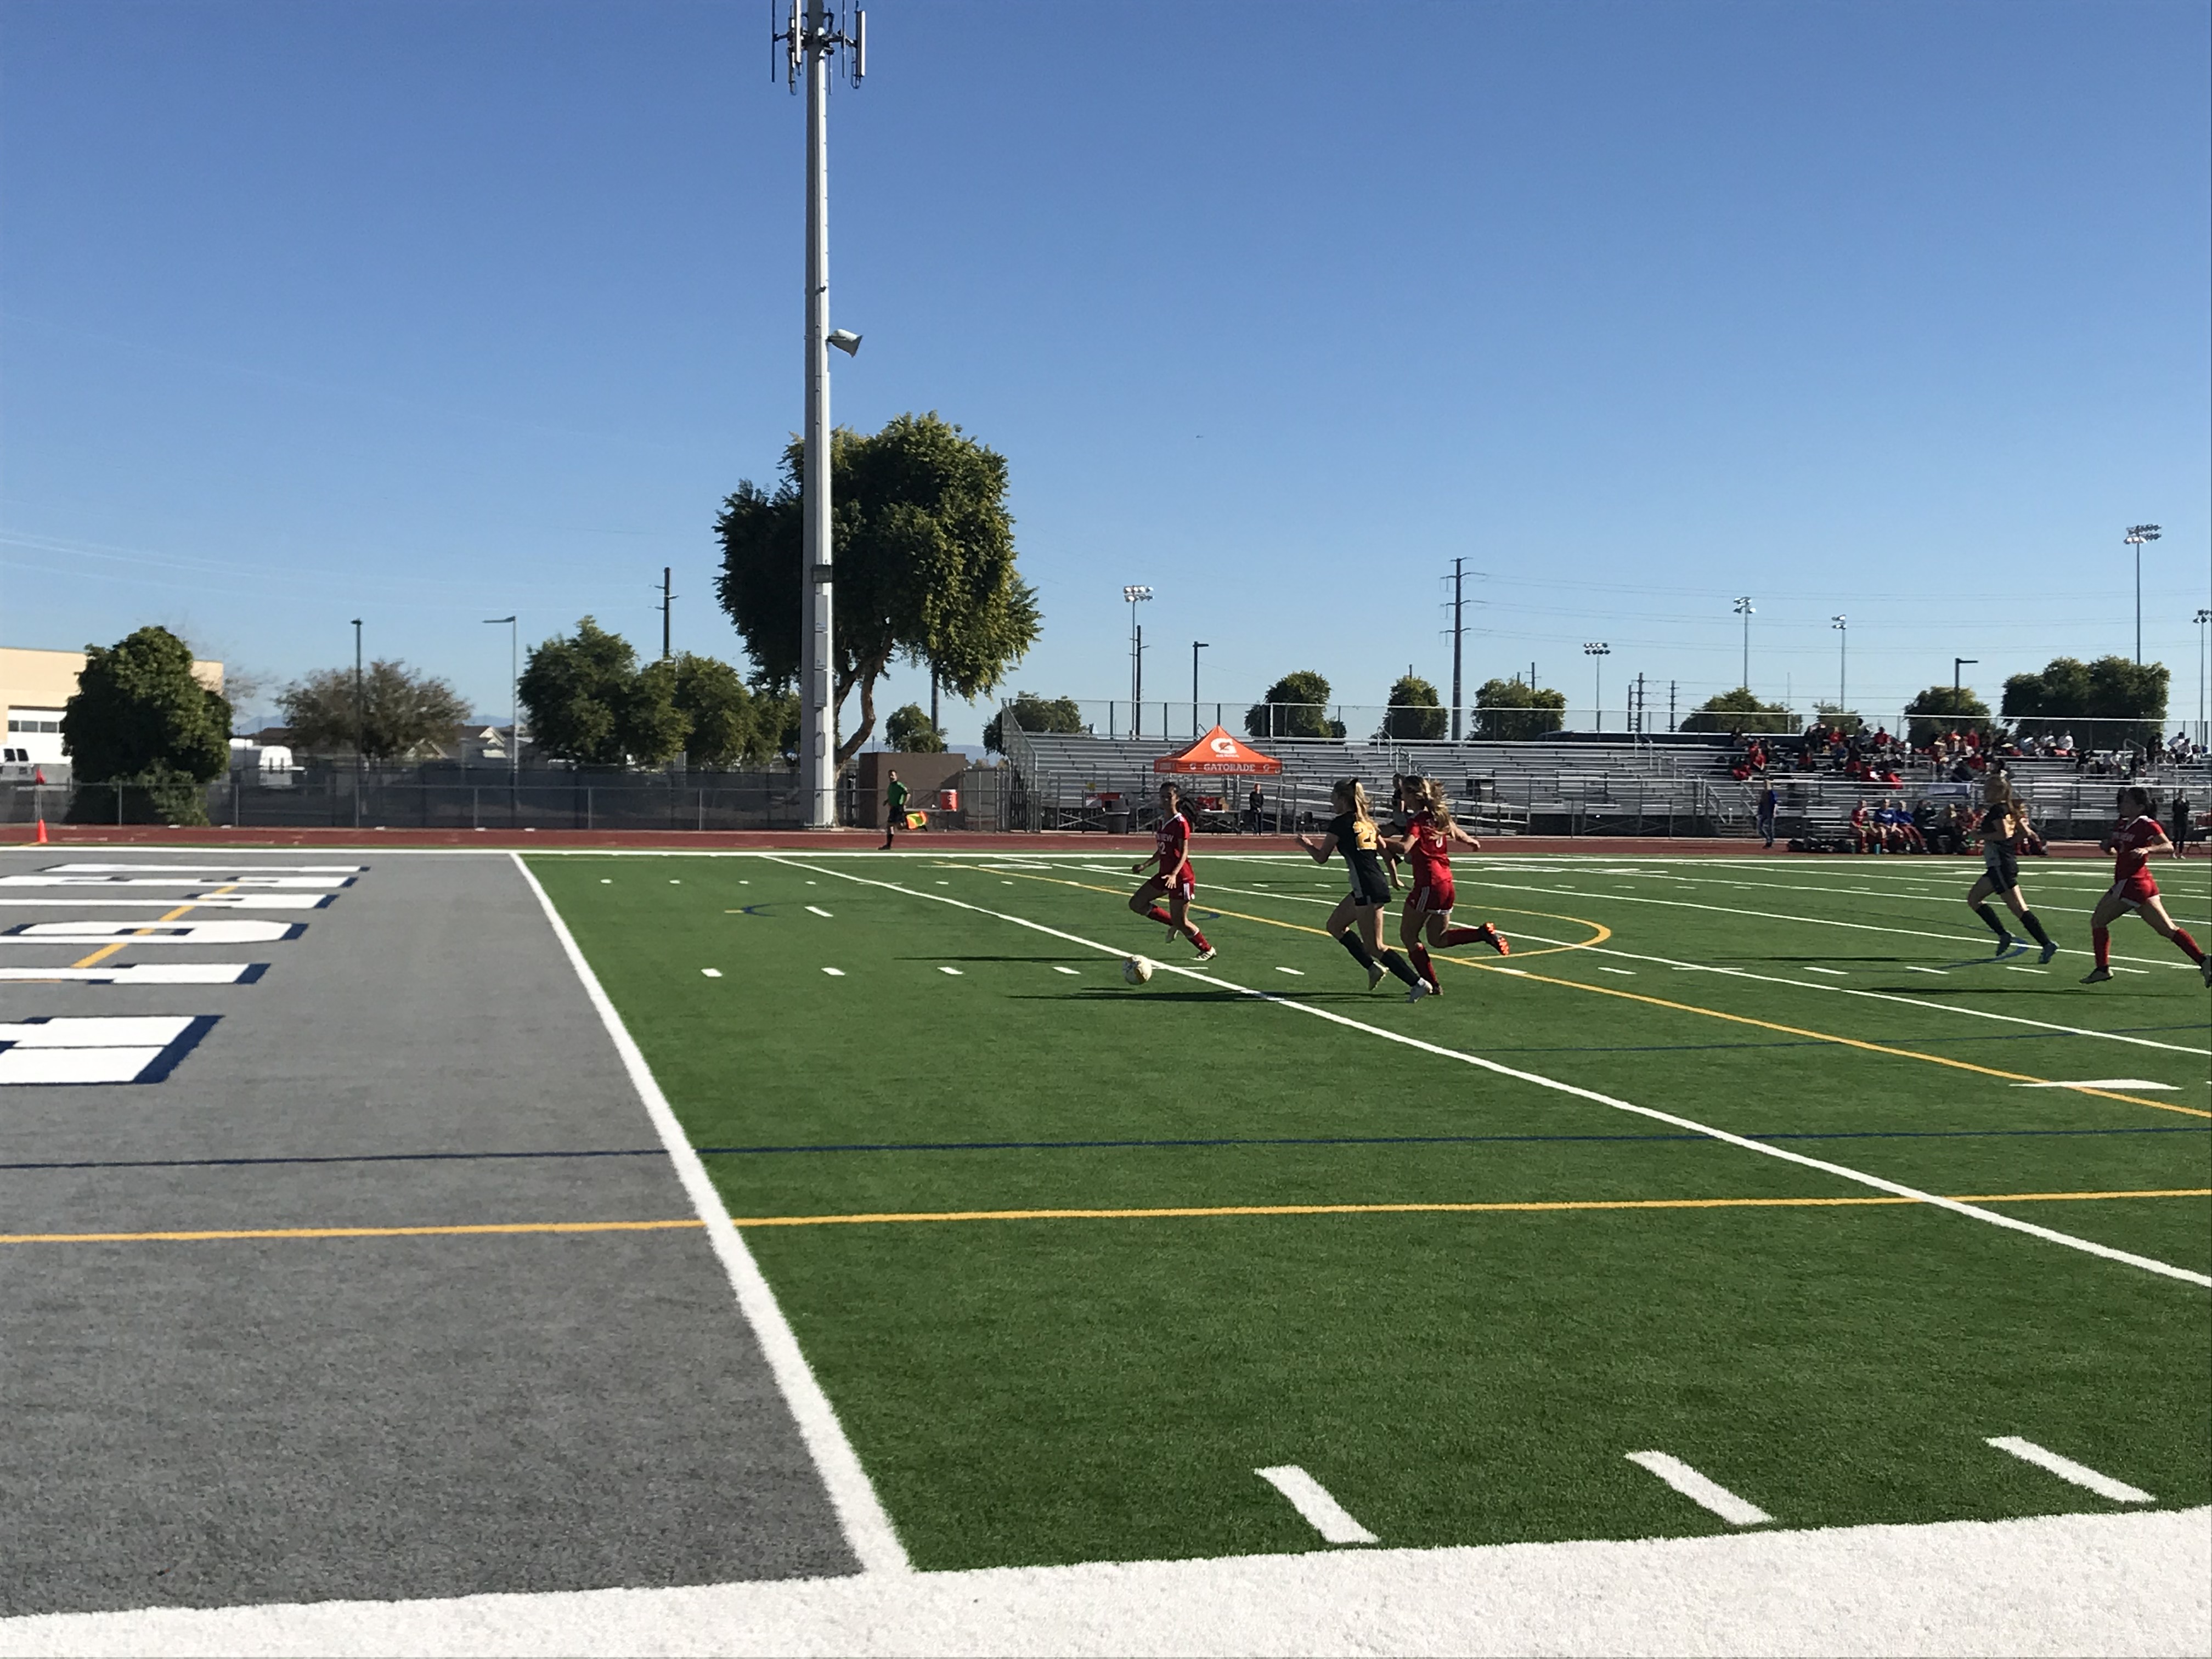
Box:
[3,0,2207,743]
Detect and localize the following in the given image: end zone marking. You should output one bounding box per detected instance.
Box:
[1626,1452,1771,1526]
[511,853,910,1576]
[1987,1437,2153,1504]
[1255,1466,1376,1545]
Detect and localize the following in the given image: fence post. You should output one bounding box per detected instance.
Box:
[586,787,593,832]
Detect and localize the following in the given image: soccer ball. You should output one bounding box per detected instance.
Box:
[1122,956,1154,985]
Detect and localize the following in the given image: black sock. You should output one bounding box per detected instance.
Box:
[1973,902,2011,940]
[1378,949,1423,987]
[2021,911,2054,950]
[1339,933,1376,969]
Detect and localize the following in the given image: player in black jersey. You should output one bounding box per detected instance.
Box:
[1296,780,1430,1001]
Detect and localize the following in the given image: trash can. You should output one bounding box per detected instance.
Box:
[1106,810,1130,834]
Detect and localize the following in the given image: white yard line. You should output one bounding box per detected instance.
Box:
[1254,1466,1378,1545]
[1625,1452,1771,1526]
[770,858,2211,1289]
[1193,877,2210,1057]
[511,854,909,1575]
[1986,1437,2153,1504]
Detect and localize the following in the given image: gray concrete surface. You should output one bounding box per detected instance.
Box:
[0,850,855,1615]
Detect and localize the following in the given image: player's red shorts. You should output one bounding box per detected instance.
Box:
[2110,873,2159,908]
[1158,865,1195,902]
[1408,873,1455,914]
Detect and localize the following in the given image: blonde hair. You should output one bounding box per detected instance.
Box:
[1332,779,1374,824]
[1419,776,1454,830]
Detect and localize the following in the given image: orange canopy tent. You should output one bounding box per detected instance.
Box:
[1152,726,1283,776]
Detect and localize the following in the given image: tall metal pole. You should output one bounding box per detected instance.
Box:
[1449,557,1466,741]
[1734,596,1753,690]
[1192,641,1208,735]
[351,618,364,830]
[2124,526,2161,665]
[798,3,836,825]
[1832,614,1847,715]
[485,616,518,785]
[661,567,673,659]
[2197,608,2211,730]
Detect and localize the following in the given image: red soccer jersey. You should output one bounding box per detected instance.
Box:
[2112,815,2164,883]
[1406,810,1452,886]
[1154,811,1192,881]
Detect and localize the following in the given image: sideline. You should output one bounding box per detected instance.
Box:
[771,858,2210,1288]
[510,853,911,1575]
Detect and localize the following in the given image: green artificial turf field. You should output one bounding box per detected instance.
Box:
[531,847,2212,1572]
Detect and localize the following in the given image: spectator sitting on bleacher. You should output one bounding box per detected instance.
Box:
[1850,800,1872,853]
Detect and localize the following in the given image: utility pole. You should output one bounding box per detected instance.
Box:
[1445,557,1470,741]
[1954,657,1976,695]
[1135,624,1147,735]
[1192,641,1209,736]
[1733,596,1754,691]
[777,0,866,827]
[1668,679,1678,733]
[351,618,364,830]
[659,567,675,659]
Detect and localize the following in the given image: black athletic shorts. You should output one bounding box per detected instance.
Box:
[1346,862,1392,907]
[1982,848,2018,890]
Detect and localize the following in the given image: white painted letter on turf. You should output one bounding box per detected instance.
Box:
[1254,1466,1378,1545]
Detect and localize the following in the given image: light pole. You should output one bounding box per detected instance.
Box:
[350,618,364,830]
[1192,641,1209,736]
[1831,614,1848,718]
[778,0,866,827]
[1583,642,1610,731]
[1123,585,1152,736]
[1733,596,1754,690]
[484,617,518,786]
[2124,524,2160,664]
[2196,608,2210,732]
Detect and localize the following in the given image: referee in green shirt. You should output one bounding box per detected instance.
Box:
[882,771,909,850]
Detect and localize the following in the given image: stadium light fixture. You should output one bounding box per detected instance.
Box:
[1831,615,1847,716]
[2194,607,2210,730]
[828,329,861,356]
[1732,597,1754,691]
[2123,524,2160,664]
[1124,586,1153,736]
[1954,657,1977,695]
[1584,641,1611,731]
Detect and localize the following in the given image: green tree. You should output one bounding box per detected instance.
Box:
[1812,703,1863,734]
[1383,674,1446,740]
[1901,685,1994,747]
[622,657,691,767]
[2002,654,2168,745]
[983,690,1084,753]
[1680,687,1795,736]
[1246,671,1344,740]
[714,413,1041,765]
[1471,677,1567,740]
[884,703,947,753]
[63,625,232,825]
[669,653,756,769]
[278,660,468,760]
[518,618,644,766]
[748,682,802,766]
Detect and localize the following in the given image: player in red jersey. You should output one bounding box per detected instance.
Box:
[1388,778,1509,994]
[1129,781,1216,962]
[2081,786,2209,986]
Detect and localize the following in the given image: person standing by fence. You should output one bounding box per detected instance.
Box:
[881,770,909,851]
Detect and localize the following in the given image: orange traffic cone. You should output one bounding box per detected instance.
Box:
[34,814,47,844]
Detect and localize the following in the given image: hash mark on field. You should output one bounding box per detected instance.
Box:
[1254,1466,1376,1545]
[805,906,834,918]
[938,966,963,976]
[1803,966,1848,977]
[1052,966,1079,975]
[1625,1452,1771,1526]
[600,878,612,884]
[821,967,845,977]
[1595,966,1636,976]
[2011,1079,2176,1091]
[1276,966,1305,975]
[2111,966,2148,975]
[2005,966,2046,974]
[1908,966,1948,975]
[1986,1436,2153,1503]
[701,968,722,978]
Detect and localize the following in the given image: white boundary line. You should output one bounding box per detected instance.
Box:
[1987,1436,2154,1503]
[1254,1466,1378,1544]
[771,856,2211,1290]
[509,853,910,1574]
[1624,1452,1772,1526]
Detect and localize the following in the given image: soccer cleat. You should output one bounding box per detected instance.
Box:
[1477,924,1510,956]
[2200,957,2212,989]
[1993,934,2019,957]
[2039,941,2059,965]
[1193,946,1217,964]
[1423,973,1442,997]
[1365,961,1387,991]
[1406,978,1432,1003]
[2079,966,2113,984]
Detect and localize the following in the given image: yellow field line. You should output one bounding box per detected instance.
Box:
[69,887,236,969]
[989,867,2210,1122]
[3,1188,2202,1245]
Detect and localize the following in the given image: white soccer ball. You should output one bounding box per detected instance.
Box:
[1122,955,1154,985]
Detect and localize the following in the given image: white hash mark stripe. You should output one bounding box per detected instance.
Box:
[822,967,846,977]
[805,906,834,918]
[771,859,2212,1291]
[1626,1452,1772,1527]
[2010,1079,2175,1091]
[1987,1437,2153,1503]
[701,968,723,978]
[509,854,909,1573]
[1052,966,1079,975]
[1255,1466,1378,1545]
[939,966,963,975]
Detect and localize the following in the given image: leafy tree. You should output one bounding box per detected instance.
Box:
[884,703,947,753]
[1246,670,1344,740]
[983,690,1084,753]
[518,617,696,766]
[748,682,802,766]
[2002,654,2168,745]
[278,660,468,760]
[1811,703,1863,734]
[1901,685,1994,748]
[1383,674,1446,741]
[670,653,755,769]
[1471,677,1566,741]
[1680,687,1795,736]
[63,625,232,825]
[622,657,691,768]
[715,412,1042,766]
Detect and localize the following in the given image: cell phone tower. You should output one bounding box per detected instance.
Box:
[775,1,866,826]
